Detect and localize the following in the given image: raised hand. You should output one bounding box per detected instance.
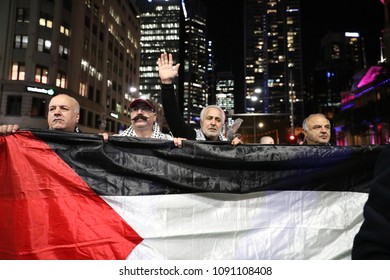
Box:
[157,52,180,84]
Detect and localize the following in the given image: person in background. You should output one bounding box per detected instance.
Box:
[157,52,242,146]
[352,144,390,259]
[0,94,81,135]
[302,113,331,145]
[296,132,305,145]
[119,98,184,147]
[260,136,275,144]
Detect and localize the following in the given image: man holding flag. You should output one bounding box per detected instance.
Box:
[0,93,81,135]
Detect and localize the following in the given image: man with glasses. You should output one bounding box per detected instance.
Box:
[119,98,173,140]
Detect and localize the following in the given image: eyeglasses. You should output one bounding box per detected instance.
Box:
[130,106,154,113]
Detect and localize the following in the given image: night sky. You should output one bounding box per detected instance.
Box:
[203,0,385,80]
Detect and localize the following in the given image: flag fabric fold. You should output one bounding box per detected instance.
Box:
[0,129,385,259]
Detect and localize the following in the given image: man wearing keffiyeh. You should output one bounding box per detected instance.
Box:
[157,52,243,146]
[120,98,173,140]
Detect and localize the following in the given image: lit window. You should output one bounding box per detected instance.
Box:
[56,72,67,88]
[11,63,25,80]
[79,82,87,97]
[39,13,53,28]
[96,71,102,81]
[89,66,96,77]
[59,45,69,59]
[81,59,89,71]
[35,65,49,84]
[37,38,51,53]
[14,35,28,49]
[60,24,71,36]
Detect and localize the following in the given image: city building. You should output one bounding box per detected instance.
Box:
[244,0,304,134]
[136,0,208,126]
[206,40,216,105]
[215,72,234,114]
[0,0,140,134]
[336,64,390,145]
[308,32,365,115]
[335,1,389,146]
[136,0,180,101]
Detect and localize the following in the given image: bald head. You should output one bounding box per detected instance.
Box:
[302,113,331,145]
[260,136,275,144]
[47,94,80,132]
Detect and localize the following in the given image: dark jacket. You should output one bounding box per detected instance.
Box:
[352,144,390,259]
[161,84,224,141]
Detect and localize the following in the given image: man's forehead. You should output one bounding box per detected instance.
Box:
[49,96,73,106]
[205,108,223,117]
[131,103,148,108]
[308,117,330,126]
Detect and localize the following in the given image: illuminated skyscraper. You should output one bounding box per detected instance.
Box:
[136,0,181,101]
[215,72,234,113]
[206,40,216,105]
[181,0,207,124]
[244,0,303,127]
[136,0,208,125]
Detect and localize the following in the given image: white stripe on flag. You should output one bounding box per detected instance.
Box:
[102,190,367,260]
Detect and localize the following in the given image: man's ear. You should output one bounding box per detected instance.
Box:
[76,113,80,123]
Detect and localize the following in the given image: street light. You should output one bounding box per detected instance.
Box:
[289,134,296,143]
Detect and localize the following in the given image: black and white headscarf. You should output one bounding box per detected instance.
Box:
[120,122,173,140]
[194,128,227,141]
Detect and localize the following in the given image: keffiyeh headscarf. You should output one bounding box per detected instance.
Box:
[120,122,173,140]
[194,128,227,141]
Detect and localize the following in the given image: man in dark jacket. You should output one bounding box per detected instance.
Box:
[157,52,242,146]
[352,144,390,259]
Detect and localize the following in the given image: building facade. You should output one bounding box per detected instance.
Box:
[336,64,390,145]
[136,0,180,101]
[136,0,208,126]
[0,0,140,134]
[244,0,304,132]
[215,72,234,114]
[335,1,388,146]
[308,32,365,116]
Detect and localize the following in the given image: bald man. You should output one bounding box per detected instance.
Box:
[260,136,275,144]
[0,94,80,135]
[302,113,331,145]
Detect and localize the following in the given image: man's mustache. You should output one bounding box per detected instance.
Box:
[132,114,149,121]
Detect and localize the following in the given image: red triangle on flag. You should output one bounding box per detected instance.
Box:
[0,132,143,260]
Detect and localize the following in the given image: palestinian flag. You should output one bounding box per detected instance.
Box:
[0,130,384,259]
